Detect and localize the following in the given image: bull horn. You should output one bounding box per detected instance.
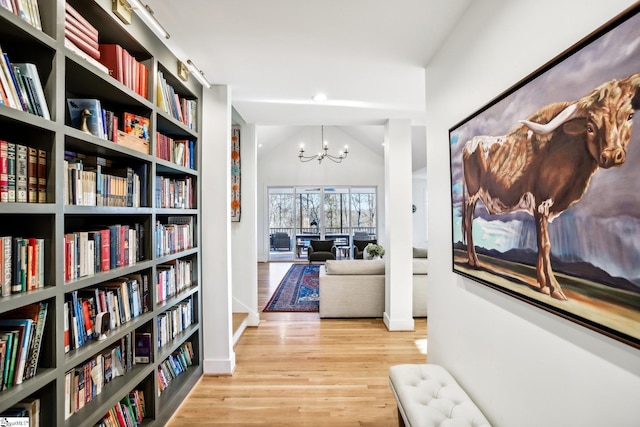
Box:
[519,103,578,135]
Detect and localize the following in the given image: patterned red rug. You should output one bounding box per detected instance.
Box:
[263,264,320,312]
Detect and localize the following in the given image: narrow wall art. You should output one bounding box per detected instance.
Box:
[231,126,241,222]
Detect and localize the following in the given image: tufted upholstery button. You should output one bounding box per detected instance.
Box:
[389,364,491,427]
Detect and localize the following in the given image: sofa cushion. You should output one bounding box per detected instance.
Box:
[413,247,428,258]
[413,258,428,275]
[325,259,385,275]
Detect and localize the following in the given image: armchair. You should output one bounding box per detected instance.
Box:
[353,239,377,259]
[271,232,291,251]
[308,239,336,264]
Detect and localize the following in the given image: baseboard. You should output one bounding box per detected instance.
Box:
[203,354,236,375]
[384,312,415,331]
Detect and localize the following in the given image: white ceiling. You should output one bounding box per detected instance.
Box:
[143,0,471,171]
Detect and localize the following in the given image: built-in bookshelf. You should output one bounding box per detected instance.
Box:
[0,0,203,425]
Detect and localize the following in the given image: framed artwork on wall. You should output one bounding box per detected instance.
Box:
[449,3,640,348]
[231,126,241,222]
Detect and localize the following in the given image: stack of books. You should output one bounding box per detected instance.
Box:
[64,2,108,74]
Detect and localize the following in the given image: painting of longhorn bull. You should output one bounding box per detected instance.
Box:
[449,5,640,348]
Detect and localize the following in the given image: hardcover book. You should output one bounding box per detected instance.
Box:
[134,332,151,364]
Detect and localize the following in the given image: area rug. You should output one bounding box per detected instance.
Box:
[263,264,320,312]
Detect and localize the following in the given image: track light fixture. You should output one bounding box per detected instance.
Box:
[185,60,212,89]
[129,0,170,39]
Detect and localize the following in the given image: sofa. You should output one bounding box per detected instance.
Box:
[319,250,428,318]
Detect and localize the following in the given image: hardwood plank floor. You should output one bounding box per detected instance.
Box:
[167,262,427,426]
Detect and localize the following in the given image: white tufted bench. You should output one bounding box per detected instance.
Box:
[389,364,491,427]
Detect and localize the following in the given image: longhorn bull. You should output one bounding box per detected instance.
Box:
[462,72,640,300]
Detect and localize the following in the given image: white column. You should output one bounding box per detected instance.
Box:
[201,85,236,373]
[383,119,415,331]
[231,123,259,326]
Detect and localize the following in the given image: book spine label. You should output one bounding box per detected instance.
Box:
[27,146,37,203]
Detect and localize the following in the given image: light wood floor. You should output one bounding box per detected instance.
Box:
[167,262,428,426]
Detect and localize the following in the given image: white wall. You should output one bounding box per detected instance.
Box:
[257,126,385,261]
[426,1,640,426]
[231,123,259,326]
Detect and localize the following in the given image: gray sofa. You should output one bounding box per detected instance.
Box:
[319,255,428,318]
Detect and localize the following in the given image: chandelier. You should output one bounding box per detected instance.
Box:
[298,126,349,163]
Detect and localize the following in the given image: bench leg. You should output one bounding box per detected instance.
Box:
[397,407,406,427]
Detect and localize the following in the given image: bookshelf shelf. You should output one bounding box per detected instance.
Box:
[0,0,203,425]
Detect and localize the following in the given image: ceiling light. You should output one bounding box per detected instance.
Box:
[298,126,348,164]
[312,93,327,102]
[186,60,212,89]
[129,0,170,39]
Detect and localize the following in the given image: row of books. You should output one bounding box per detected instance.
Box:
[0,236,45,297]
[63,223,145,283]
[96,389,146,427]
[156,258,193,303]
[157,341,194,395]
[0,44,50,119]
[0,302,48,391]
[155,217,195,257]
[64,274,148,353]
[1,0,42,30]
[64,332,135,419]
[0,396,40,427]
[99,44,149,99]
[64,155,148,208]
[0,140,46,204]
[157,297,194,349]
[155,175,194,209]
[156,71,197,130]
[156,134,196,169]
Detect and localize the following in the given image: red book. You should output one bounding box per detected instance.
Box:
[64,233,74,281]
[65,31,100,61]
[65,17,99,51]
[64,2,99,37]
[28,237,37,290]
[98,44,124,82]
[81,300,94,336]
[138,62,148,98]
[100,228,110,271]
